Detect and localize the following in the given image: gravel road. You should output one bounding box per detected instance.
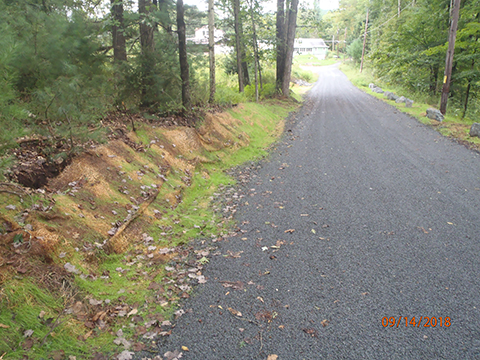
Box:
[148,64,480,359]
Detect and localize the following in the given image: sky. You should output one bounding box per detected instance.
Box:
[183,0,339,13]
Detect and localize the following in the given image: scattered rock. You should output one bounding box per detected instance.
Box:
[5,205,16,211]
[405,99,413,108]
[426,108,444,122]
[384,91,399,101]
[470,123,480,137]
[293,79,311,86]
[395,96,406,103]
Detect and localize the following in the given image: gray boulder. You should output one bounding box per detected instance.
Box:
[405,99,413,108]
[384,91,399,101]
[426,108,444,122]
[469,123,480,137]
[369,83,384,94]
[395,96,406,103]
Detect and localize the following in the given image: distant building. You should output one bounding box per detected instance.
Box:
[187,25,225,45]
[294,38,329,59]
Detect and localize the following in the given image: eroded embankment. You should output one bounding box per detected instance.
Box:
[0,101,296,359]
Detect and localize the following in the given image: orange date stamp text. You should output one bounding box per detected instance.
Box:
[382,316,451,328]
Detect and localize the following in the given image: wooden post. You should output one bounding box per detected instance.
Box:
[440,0,461,115]
[360,9,369,73]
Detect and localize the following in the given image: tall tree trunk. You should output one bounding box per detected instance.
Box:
[240,50,250,86]
[360,8,369,73]
[429,64,439,95]
[177,0,190,111]
[281,0,299,97]
[233,0,244,92]
[139,0,155,107]
[440,0,461,115]
[208,0,215,103]
[249,0,259,101]
[111,0,127,63]
[139,0,155,53]
[276,0,286,92]
[462,59,475,118]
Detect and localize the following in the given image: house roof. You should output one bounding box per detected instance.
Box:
[195,25,208,32]
[294,38,328,48]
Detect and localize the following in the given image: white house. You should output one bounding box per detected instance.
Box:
[187,25,225,45]
[293,38,329,59]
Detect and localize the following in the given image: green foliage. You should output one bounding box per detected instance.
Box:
[327,0,480,117]
[0,280,91,359]
[0,22,29,152]
[291,67,314,83]
[0,1,112,155]
[346,38,363,64]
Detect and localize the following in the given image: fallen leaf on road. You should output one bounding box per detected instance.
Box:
[220,281,244,290]
[321,319,329,327]
[417,227,429,234]
[257,296,264,303]
[181,346,189,352]
[311,229,316,234]
[303,328,318,337]
[301,214,309,217]
[164,350,182,360]
[226,250,243,258]
[256,310,273,322]
[267,355,278,360]
[228,307,242,317]
[284,229,295,233]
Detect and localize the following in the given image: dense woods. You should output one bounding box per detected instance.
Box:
[0,0,302,176]
[320,0,479,118]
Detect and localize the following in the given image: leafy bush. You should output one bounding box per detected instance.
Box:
[0,23,28,153]
[292,67,314,83]
[347,38,363,64]
[215,86,247,105]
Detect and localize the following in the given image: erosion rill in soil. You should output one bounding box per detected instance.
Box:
[0,101,297,359]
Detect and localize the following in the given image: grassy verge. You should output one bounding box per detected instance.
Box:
[0,100,298,359]
[293,55,337,67]
[339,62,480,150]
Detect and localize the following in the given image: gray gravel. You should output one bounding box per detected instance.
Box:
[147,65,480,359]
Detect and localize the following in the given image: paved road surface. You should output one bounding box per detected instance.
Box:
[147,65,480,359]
